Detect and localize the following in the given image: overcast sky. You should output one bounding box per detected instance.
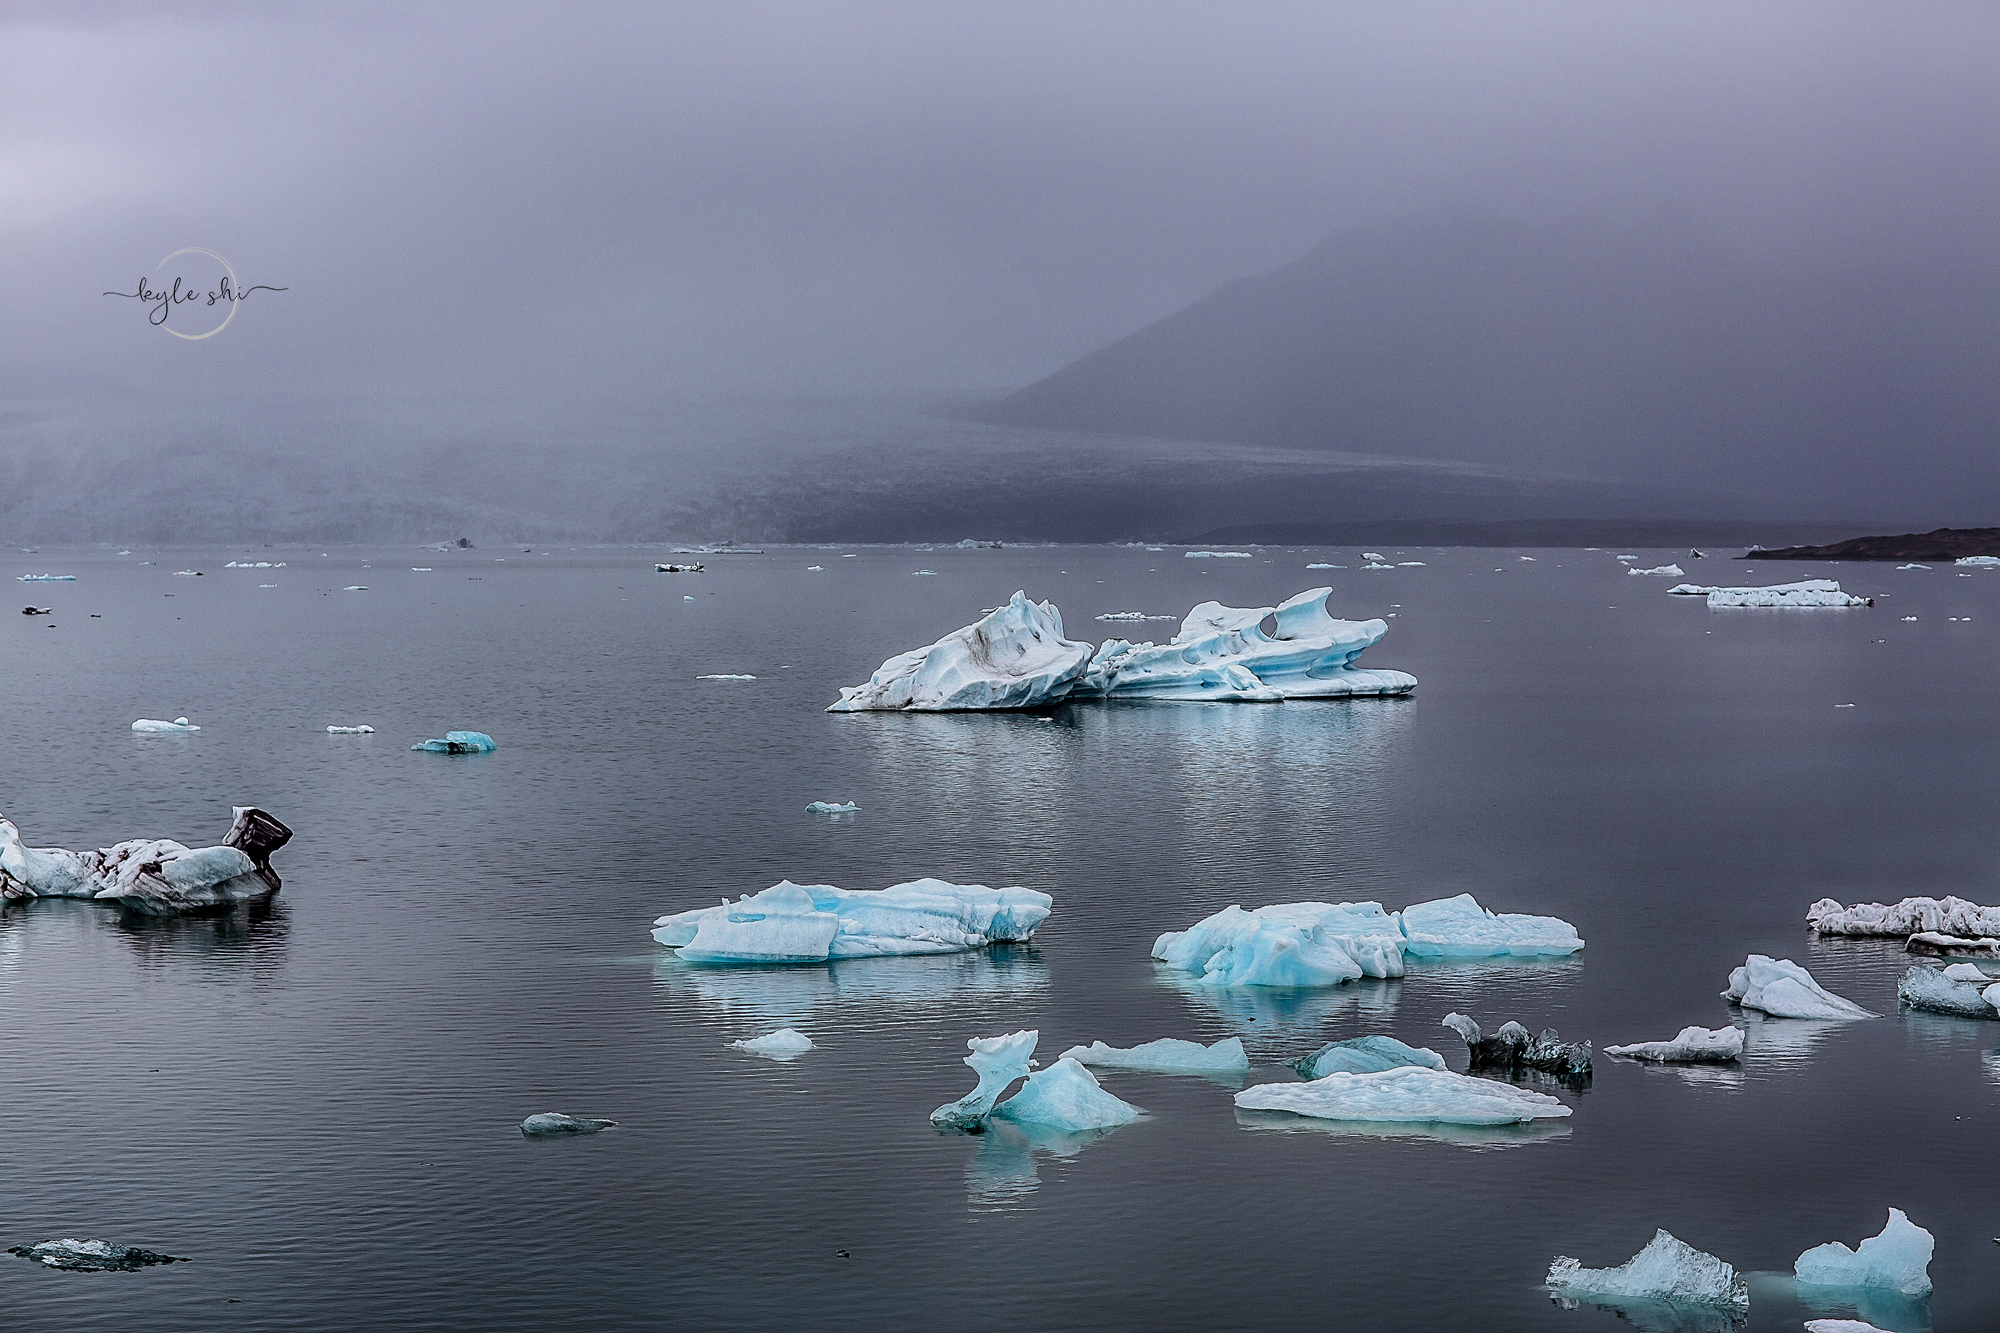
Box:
[5,0,1996,405]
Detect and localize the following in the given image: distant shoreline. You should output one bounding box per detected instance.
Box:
[1742,526,2000,561]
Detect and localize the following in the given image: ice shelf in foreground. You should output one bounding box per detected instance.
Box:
[1723,955,1875,1019]
[1234,1066,1571,1125]
[1289,1035,1443,1079]
[728,1028,815,1056]
[1795,1209,1934,1297]
[411,730,496,753]
[0,806,291,914]
[1059,1037,1248,1074]
[1604,1026,1744,1062]
[931,1030,1038,1129]
[520,1113,616,1136]
[652,878,1051,963]
[132,716,199,732]
[828,591,1093,711]
[1666,578,1870,607]
[9,1239,186,1271]
[990,1057,1142,1132]
[1152,893,1581,989]
[1808,895,2000,939]
[1547,1230,1748,1309]
[1896,965,1998,1018]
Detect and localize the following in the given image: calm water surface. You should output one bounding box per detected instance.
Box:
[1,544,1995,1332]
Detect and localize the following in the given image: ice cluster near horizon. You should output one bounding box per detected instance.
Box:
[1094,611,1174,622]
[1289,1035,1443,1080]
[1547,1230,1748,1309]
[1604,1026,1744,1062]
[1058,1037,1248,1074]
[1627,564,1684,576]
[1235,1065,1570,1125]
[1723,955,1874,1020]
[1956,555,2000,567]
[1896,965,1999,1018]
[1808,894,2000,939]
[728,1028,815,1057]
[0,807,283,914]
[652,878,1050,963]
[1795,1208,1934,1297]
[1667,578,1869,607]
[411,730,496,753]
[696,674,756,681]
[805,801,859,814]
[1897,563,1931,570]
[132,716,199,732]
[1153,893,1581,989]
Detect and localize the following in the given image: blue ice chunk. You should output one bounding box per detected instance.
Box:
[653,878,1051,963]
[1059,1037,1248,1074]
[411,730,497,754]
[931,1030,1038,1129]
[1290,1035,1444,1079]
[991,1057,1141,1132]
[1548,1229,1748,1308]
[1795,1208,1934,1297]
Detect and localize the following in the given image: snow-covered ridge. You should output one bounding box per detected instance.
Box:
[651,878,1051,963]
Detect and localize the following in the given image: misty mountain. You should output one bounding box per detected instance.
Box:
[975,213,2000,517]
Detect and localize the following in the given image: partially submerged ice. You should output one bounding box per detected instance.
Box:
[1604,1026,1744,1063]
[1896,964,1998,1019]
[1794,1209,1934,1297]
[652,878,1051,963]
[728,1028,815,1056]
[520,1112,616,1136]
[990,1057,1142,1132]
[1906,930,2000,957]
[1059,1037,1248,1074]
[1289,1034,1444,1079]
[1547,1230,1749,1309]
[1808,895,2000,940]
[1441,1014,1593,1083]
[132,716,199,732]
[805,801,859,814]
[0,806,292,914]
[412,730,496,753]
[1234,1065,1571,1125]
[931,1029,1038,1129]
[9,1239,186,1271]
[1152,893,1581,989]
[828,591,1093,711]
[1666,578,1870,607]
[1723,955,1874,1020]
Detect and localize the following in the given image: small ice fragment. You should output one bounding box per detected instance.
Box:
[1184,551,1252,558]
[132,716,199,732]
[912,569,937,576]
[411,567,432,572]
[1361,552,1386,562]
[411,730,496,753]
[805,801,859,814]
[1901,616,1917,621]
[174,570,201,576]
[1795,1208,1934,1296]
[806,565,824,571]
[684,595,695,601]
[655,562,704,573]
[1804,1321,1891,1333]
[990,1057,1142,1131]
[696,673,756,681]
[1362,561,1394,570]
[8,1239,187,1271]
[1235,1065,1570,1124]
[1095,611,1174,622]
[16,574,76,581]
[1835,702,1857,708]
[343,585,368,591]
[843,553,856,557]
[1942,961,1990,982]
[1396,561,1425,566]
[1615,554,1639,562]
[1289,1035,1444,1079]
[931,1030,1038,1129]
[1547,1229,1748,1309]
[728,1028,815,1056]
[1896,563,1931,570]
[1722,954,1874,1019]
[519,1112,616,1136]
[1604,1026,1744,1062]
[326,725,375,734]
[1058,1037,1249,1074]
[1519,556,1536,561]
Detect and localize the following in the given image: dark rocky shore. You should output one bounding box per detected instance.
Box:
[1743,526,2000,561]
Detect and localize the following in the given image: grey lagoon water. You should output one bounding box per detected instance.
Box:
[1,544,1994,1332]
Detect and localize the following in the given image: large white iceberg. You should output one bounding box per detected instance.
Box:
[1289,1034,1444,1079]
[1795,1209,1934,1297]
[1604,1026,1744,1062]
[1808,895,2000,939]
[1058,1037,1249,1074]
[651,878,1051,963]
[1895,964,1997,1019]
[1723,955,1874,1020]
[1547,1230,1749,1309]
[0,807,291,914]
[1152,893,1582,989]
[931,1030,1038,1128]
[1075,587,1416,702]
[1233,1065,1571,1125]
[990,1057,1142,1131]
[828,591,1093,711]
[1666,578,1870,607]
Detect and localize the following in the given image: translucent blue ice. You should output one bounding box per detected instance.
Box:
[1795,1208,1934,1297]
[1290,1035,1444,1079]
[410,730,497,753]
[990,1057,1142,1131]
[653,878,1051,964]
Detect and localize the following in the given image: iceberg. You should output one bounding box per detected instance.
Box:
[132,716,199,732]
[1795,1209,1934,1297]
[9,1239,186,1271]
[1723,955,1874,1019]
[1074,587,1416,701]
[1628,564,1685,576]
[411,730,496,753]
[1906,931,2000,957]
[1396,893,1585,958]
[1362,552,1386,561]
[519,1112,616,1136]
[829,591,1093,712]
[1441,1014,1592,1082]
[1604,1026,1744,1062]
[1058,1036,1248,1074]
[1808,894,2000,939]
[1678,579,1870,607]
[326,724,374,734]
[1955,555,2000,567]
[1288,1034,1444,1079]
[652,878,1051,963]
[0,806,291,914]
[990,1057,1142,1132]
[728,1028,815,1057]
[1233,1065,1571,1125]
[804,801,859,814]
[1547,1230,1748,1309]
[931,1029,1038,1129]
[1896,964,1997,1018]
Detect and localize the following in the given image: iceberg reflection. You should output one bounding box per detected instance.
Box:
[962,1118,1125,1211]
[1234,1107,1569,1150]
[1547,1294,1745,1333]
[653,943,1048,1027]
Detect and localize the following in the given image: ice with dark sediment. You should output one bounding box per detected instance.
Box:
[1906,931,2000,957]
[1808,894,2000,939]
[1722,955,1874,1020]
[411,730,497,753]
[1896,964,1998,1018]
[1547,1230,1748,1309]
[1604,1026,1744,1063]
[9,1239,186,1271]
[1441,1013,1592,1082]
[0,806,291,914]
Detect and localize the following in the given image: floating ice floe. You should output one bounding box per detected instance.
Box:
[1795,1209,1934,1297]
[132,716,199,732]
[1604,1026,1744,1062]
[728,1028,815,1057]
[223,561,281,568]
[1804,1321,1892,1333]
[1234,1065,1571,1125]
[912,569,937,576]
[326,724,374,734]
[1896,964,1998,1018]
[1615,554,1639,562]
[342,584,368,591]
[655,562,704,572]
[1441,1014,1592,1082]
[8,1239,187,1271]
[1153,894,1581,989]
[931,1029,1039,1129]
[1362,552,1386,562]
[829,591,1093,712]
[1955,555,2000,568]
[0,806,291,914]
[805,801,859,814]
[652,878,1051,963]
[411,730,496,753]
[1184,551,1251,558]
[806,565,823,571]
[1304,563,1343,569]
[1094,611,1173,622]
[1628,564,1685,576]
[1667,578,1870,607]
[1906,930,2000,957]
[696,673,756,681]
[1059,1037,1248,1074]
[1547,1230,1748,1310]
[990,1057,1142,1132]
[520,1113,616,1136]
[1723,955,1874,1020]
[1361,561,1394,570]
[1808,894,2000,939]
[16,574,75,581]
[1897,563,1931,570]
[1288,1035,1443,1079]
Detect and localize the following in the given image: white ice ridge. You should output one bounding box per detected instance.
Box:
[1895,964,1999,1018]
[0,806,288,915]
[1808,894,2000,939]
[1290,1035,1444,1079]
[828,591,1093,711]
[696,673,756,681]
[1547,1230,1748,1309]
[1604,1026,1744,1062]
[991,1057,1142,1132]
[1627,564,1685,576]
[1058,1037,1249,1074]
[1666,578,1869,607]
[1956,555,2000,567]
[931,1030,1038,1128]
[1184,550,1251,558]
[17,573,76,581]
[1152,893,1582,989]
[728,1028,815,1057]
[1076,587,1415,702]
[804,801,859,814]
[1722,955,1875,1020]
[326,724,374,734]
[1234,1066,1571,1125]
[1794,1208,1934,1297]
[222,561,283,568]
[651,878,1051,963]
[132,716,199,732]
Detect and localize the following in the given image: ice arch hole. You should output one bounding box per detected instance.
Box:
[1258,613,1280,638]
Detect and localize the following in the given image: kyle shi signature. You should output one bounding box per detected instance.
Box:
[103,248,286,339]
